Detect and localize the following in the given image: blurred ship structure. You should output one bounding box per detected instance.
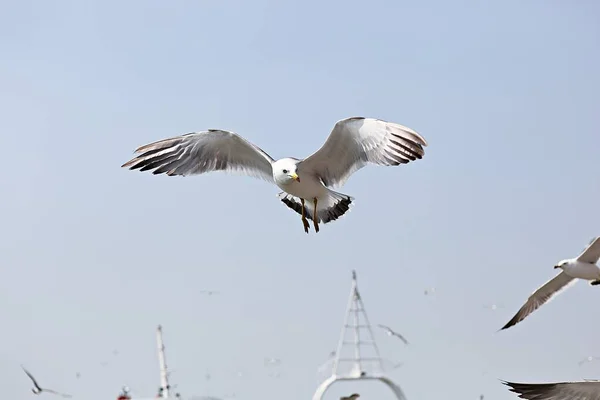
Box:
[312,270,408,400]
[116,325,182,400]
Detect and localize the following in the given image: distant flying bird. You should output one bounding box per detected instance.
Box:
[424,287,436,296]
[340,394,360,400]
[503,379,600,400]
[378,324,409,345]
[200,290,220,296]
[483,303,504,311]
[121,117,427,234]
[500,237,600,330]
[579,356,600,366]
[264,357,281,366]
[21,366,72,398]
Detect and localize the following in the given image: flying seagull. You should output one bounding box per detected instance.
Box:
[500,236,600,330]
[424,287,436,295]
[378,324,409,345]
[340,394,360,400]
[503,379,600,400]
[21,365,72,398]
[200,290,220,296]
[121,117,427,233]
[579,356,600,366]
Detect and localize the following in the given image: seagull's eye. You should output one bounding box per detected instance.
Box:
[282,169,288,174]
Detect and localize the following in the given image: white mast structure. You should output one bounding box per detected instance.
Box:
[156,325,171,398]
[312,270,407,400]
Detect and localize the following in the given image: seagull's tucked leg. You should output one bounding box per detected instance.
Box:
[300,198,310,234]
[277,190,354,231]
[313,197,319,233]
[591,280,600,286]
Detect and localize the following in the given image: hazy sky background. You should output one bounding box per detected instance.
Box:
[1,1,599,399]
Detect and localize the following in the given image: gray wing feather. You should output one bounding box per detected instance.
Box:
[44,389,73,398]
[122,130,275,182]
[299,117,428,188]
[577,237,600,264]
[503,380,600,400]
[391,331,409,345]
[500,272,576,330]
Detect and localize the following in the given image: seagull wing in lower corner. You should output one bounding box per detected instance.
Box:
[499,271,576,331]
[502,380,600,400]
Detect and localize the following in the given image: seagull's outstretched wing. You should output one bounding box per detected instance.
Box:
[299,117,427,188]
[500,272,576,330]
[122,130,275,182]
[577,237,600,264]
[43,389,73,398]
[21,365,40,389]
[503,380,600,400]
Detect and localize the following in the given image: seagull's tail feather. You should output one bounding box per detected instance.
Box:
[277,190,354,224]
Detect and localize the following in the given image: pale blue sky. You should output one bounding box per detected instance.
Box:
[1,1,600,399]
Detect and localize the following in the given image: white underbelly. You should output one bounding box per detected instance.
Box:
[565,263,600,280]
[277,178,327,199]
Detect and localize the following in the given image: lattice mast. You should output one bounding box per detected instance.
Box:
[156,325,170,398]
[332,270,384,377]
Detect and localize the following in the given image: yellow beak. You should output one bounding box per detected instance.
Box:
[291,172,300,182]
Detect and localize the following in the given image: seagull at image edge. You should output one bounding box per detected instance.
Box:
[503,379,600,400]
[500,237,600,330]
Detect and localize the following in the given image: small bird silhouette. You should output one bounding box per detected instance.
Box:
[200,290,220,296]
[340,394,360,400]
[21,366,72,398]
[377,324,409,345]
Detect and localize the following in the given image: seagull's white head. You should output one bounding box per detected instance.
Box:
[32,388,41,394]
[554,259,570,269]
[272,158,300,185]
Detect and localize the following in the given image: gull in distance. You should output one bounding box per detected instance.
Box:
[121,117,427,233]
[340,394,360,400]
[377,324,409,345]
[21,366,72,398]
[500,237,600,330]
